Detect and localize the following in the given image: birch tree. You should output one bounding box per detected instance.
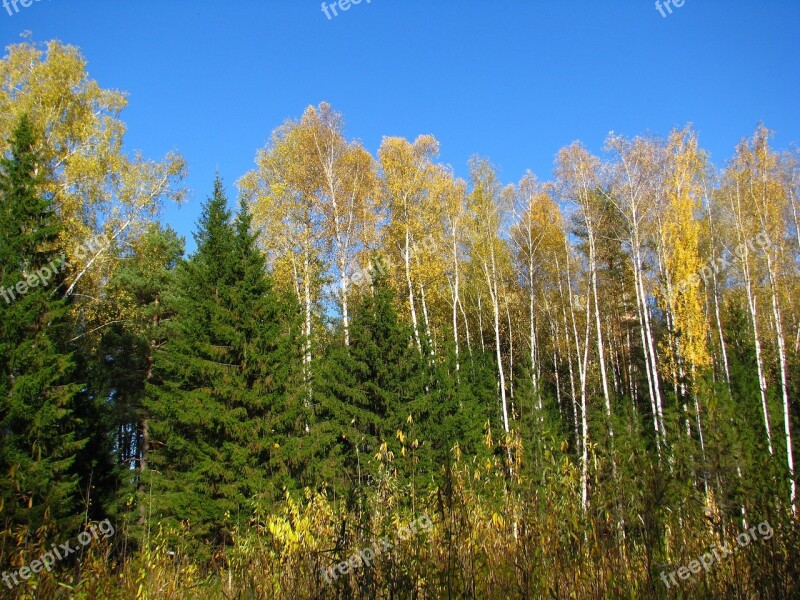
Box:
[556,144,614,426]
[0,41,186,315]
[438,171,469,372]
[509,173,561,417]
[378,135,440,353]
[303,104,378,346]
[720,134,775,458]
[727,126,796,511]
[605,134,666,450]
[467,158,513,435]
[657,128,712,492]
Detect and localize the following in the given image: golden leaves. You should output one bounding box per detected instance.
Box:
[0,41,186,343]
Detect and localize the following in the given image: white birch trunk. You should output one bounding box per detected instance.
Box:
[765,252,796,511]
[405,225,422,353]
[730,182,774,455]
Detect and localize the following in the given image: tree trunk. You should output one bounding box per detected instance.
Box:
[486,263,510,434]
[707,208,732,392]
[451,234,461,373]
[765,252,796,511]
[730,183,773,455]
[405,225,422,354]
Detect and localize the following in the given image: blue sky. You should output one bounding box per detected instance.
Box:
[2,1,799,253]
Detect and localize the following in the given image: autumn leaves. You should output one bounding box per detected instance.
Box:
[238,104,798,515]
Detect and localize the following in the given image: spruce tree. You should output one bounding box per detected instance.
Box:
[92,224,185,531]
[424,344,493,474]
[145,178,295,555]
[311,261,428,497]
[0,116,84,543]
[228,196,301,504]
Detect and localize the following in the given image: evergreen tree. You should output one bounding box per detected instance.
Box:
[415,341,493,484]
[92,224,185,531]
[0,116,84,543]
[145,178,295,555]
[228,196,302,504]
[310,262,429,499]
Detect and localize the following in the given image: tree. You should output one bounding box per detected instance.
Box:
[605,134,667,451]
[0,116,84,544]
[655,128,711,492]
[304,104,378,347]
[145,178,296,554]
[467,158,514,437]
[509,173,561,421]
[378,135,442,354]
[721,126,796,512]
[438,172,470,372]
[555,145,614,429]
[313,262,428,497]
[96,223,185,529]
[0,41,186,313]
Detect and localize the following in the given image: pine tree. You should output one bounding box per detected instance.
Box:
[0,115,84,543]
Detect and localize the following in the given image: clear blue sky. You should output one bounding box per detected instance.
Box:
[2,1,799,252]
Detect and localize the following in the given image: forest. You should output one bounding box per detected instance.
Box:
[1,41,799,599]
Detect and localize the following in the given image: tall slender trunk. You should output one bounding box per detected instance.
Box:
[558,303,579,446]
[636,243,666,444]
[420,281,434,356]
[477,293,486,353]
[765,252,796,511]
[580,316,590,511]
[626,328,637,412]
[486,263,510,434]
[655,211,682,412]
[557,275,579,453]
[451,234,461,373]
[631,242,663,453]
[691,366,709,496]
[744,270,772,455]
[506,300,514,401]
[753,157,795,509]
[552,329,562,418]
[789,184,800,254]
[565,248,592,511]
[707,209,732,392]
[530,287,541,415]
[731,182,773,455]
[405,225,422,353]
[303,232,313,412]
[459,296,472,356]
[589,231,613,428]
[608,315,621,395]
[339,254,350,347]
